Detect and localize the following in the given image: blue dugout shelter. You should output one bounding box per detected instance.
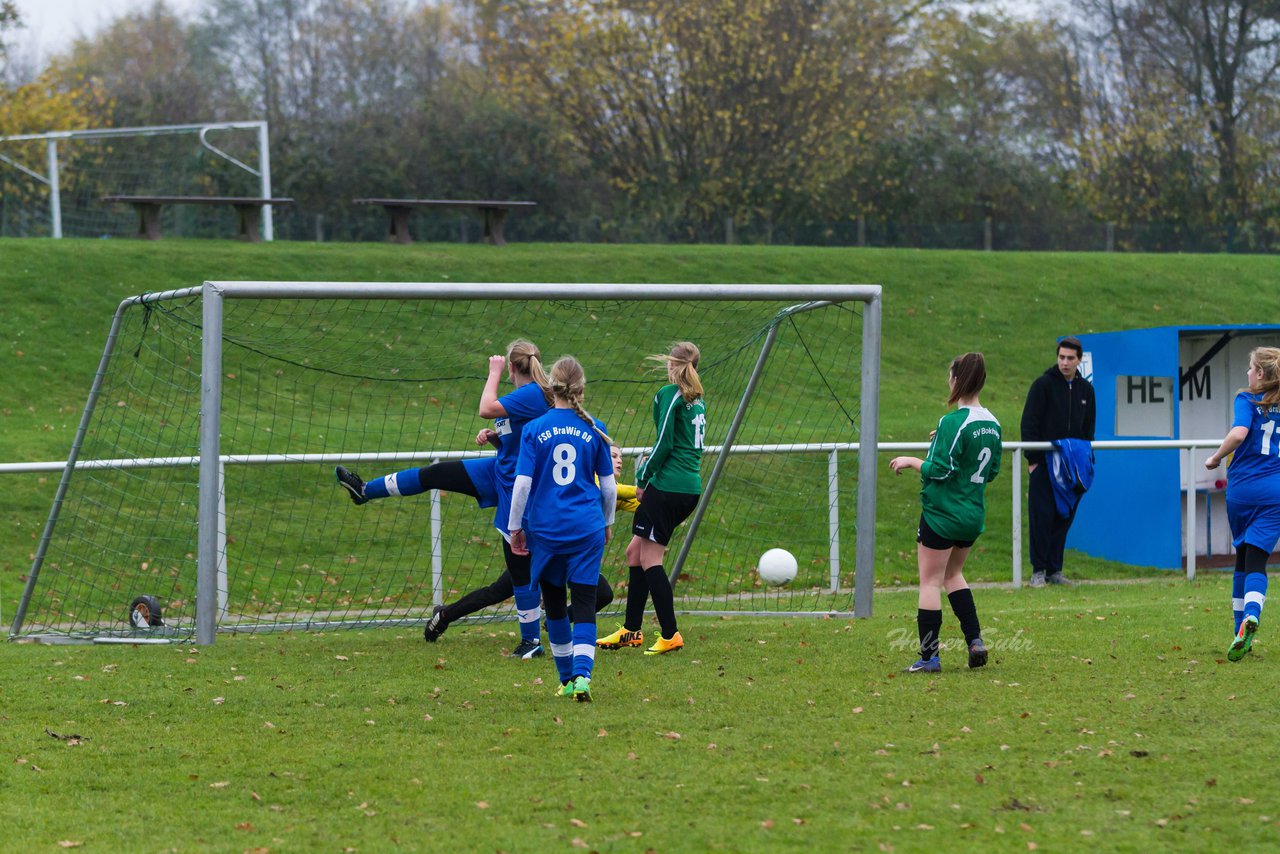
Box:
[1068,325,1280,569]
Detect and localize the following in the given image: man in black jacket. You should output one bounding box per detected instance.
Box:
[1020,336,1095,587]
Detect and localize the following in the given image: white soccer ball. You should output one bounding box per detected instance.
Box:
[757,548,798,586]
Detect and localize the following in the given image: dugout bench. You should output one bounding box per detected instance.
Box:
[101,195,295,242]
[353,198,537,246]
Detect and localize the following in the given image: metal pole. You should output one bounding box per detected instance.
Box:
[217,459,228,618]
[46,139,61,239]
[828,449,840,593]
[1185,449,1197,581]
[1012,448,1023,588]
[258,123,274,241]
[854,292,882,617]
[669,324,783,584]
[11,300,131,636]
[197,284,225,645]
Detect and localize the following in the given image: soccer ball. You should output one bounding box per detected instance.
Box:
[757,548,798,586]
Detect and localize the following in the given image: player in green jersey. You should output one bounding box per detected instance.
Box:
[890,353,1002,673]
[598,341,706,656]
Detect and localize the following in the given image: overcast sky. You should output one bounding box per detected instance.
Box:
[15,0,202,62]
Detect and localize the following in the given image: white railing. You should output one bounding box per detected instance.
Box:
[1,438,1226,585]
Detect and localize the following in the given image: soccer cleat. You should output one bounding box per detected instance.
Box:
[335,466,369,505]
[644,631,684,656]
[1028,572,1047,588]
[597,626,644,649]
[510,638,544,659]
[968,638,989,669]
[1228,615,1259,662]
[904,656,941,673]
[1046,572,1073,586]
[422,605,448,643]
[556,680,575,698]
[572,675,592,702]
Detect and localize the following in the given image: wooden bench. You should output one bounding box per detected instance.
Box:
[353,198,537,246]
[101,195,295,242]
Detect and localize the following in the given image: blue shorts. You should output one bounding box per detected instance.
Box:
[462,457,499,509]
[528,530,606,589]
[1227,500,1280,553]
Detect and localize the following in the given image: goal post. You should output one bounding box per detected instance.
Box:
[0,121,274,240]
[13,282,882,645]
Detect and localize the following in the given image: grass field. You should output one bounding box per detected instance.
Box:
[3,239,1279,849]
[3,578,1276,851]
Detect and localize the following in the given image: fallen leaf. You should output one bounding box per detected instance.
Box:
[476,801,490,809]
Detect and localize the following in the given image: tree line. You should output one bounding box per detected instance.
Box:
[3,0,1280,249]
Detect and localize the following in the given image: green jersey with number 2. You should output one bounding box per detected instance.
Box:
[636,383,706,495]
[919,405,1002,542]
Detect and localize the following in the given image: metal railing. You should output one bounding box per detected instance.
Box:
[2,437,1225,593]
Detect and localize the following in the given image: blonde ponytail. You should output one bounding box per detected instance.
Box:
[648,341,702,403]
[548,356,612,444]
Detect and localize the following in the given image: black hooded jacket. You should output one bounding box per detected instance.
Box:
[1020,365,1096,466]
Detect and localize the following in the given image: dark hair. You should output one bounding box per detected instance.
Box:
[948,352,986,404]
[1057,336,1083,358]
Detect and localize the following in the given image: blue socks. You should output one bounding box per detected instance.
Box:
[1244,572,1268,624]
[1233,570,1247,633]
[513,584,543,643]
[362,467,424,499]
[547,615,573,683]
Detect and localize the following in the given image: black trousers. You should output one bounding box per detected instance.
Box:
[1028,463,1080,574]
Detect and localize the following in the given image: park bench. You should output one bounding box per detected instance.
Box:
[101,195,295,242]
[352,198,537,246]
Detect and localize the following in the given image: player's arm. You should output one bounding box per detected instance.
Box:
[1206,428,1250,469]
[637,389,677,486]
[919,416,960,481]
[508,474,532,554]
[478,354,508,418]
[615,482,640,512]
[1208,394,1256,470]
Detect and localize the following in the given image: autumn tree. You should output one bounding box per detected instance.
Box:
[1073,0,1280,239]
[52,1,235,126]
[477,0,910,237]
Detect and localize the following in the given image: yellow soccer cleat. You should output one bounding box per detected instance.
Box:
[644,631,684,656]
[597,626,644,649]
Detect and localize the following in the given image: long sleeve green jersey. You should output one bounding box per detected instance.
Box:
[919,405,1003,542]
[636,383,706,495]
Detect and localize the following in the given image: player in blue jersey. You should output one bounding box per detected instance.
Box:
[334,339,552,658]
[509,356,616,702]
[1205,347,1280,661]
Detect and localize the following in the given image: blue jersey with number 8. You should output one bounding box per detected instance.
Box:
[515,409,614,546]
[1226,391,1280,506]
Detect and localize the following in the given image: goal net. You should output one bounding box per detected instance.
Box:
[0,122,271,239]
[12,282,881,644]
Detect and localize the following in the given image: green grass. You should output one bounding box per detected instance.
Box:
[2,578,1276,850]
[3,241,1280,848]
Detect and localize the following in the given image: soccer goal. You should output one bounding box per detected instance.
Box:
[0,121,274,239]
[11,282,882,644]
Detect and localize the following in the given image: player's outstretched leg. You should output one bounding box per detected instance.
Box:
[335,466,369,505]
[423,605,448,642]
